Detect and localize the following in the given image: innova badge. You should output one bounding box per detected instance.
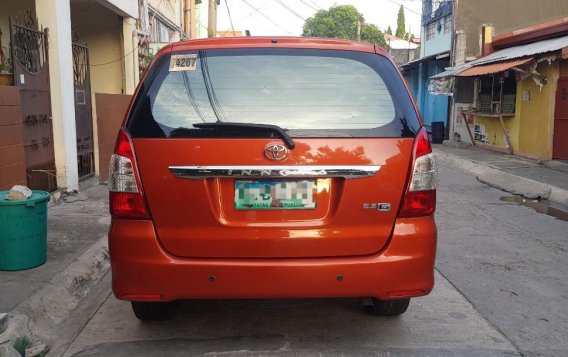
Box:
[264,143,289,161]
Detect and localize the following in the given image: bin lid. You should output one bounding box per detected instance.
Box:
[0,190,50,206]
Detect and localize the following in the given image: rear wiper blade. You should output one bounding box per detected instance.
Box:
[193,122,295,149]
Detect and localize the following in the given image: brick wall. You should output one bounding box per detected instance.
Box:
[0,86,27,191]
[95,93,132,183]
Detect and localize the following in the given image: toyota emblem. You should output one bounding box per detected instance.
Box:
[264,143,289,161]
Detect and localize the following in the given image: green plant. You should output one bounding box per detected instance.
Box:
[145,51,155,64]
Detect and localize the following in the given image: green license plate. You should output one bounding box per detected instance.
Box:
[235,180,317,210]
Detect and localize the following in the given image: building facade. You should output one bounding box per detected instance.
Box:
[0,0,205,192]
[450,0,568,160]
[401,0,453,132]
[384,33,420,66]
[0,0,139,192]
[435,22,568,161]
[140,0,187,61]
[402,0,568,161]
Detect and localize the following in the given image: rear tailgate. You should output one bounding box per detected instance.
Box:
[134,137,413,258]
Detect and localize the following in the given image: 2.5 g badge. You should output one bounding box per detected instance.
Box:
[169,54,198,72]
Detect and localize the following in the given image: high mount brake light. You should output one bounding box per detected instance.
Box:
[109,129,149,219]
[398,127,437,218]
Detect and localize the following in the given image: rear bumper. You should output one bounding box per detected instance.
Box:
[109,217,437,301]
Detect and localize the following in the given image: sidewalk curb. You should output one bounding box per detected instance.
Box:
[435,150,568,206]
[0,236,110,353]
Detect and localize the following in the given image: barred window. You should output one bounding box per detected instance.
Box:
[425,22,437,40]
[476,71,517,114]
[443,16,452,34]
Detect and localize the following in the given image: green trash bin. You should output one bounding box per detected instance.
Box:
[0,190,50,271]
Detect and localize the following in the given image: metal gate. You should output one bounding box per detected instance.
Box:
[10,12,57,191]
[554,78,568,160]
[72,41,94,179]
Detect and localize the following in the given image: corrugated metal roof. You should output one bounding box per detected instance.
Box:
[431,34,568,78]
[400,53,441,68]
[456,58,533,77]
[430,66,463,78]
[430,65,471,79]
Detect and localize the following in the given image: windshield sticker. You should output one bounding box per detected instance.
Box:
[169,54,198,72]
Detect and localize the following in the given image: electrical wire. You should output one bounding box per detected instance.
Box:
[182,71,207,123]
[297,0,318,12]
[243,1,266,18]
[90,46,139,67]
[225,0,237,36]
[229,8,271,35]
[273,0,306,21]
[240,0,294,35]
[235,0,267,23]
[199,50,227,122]
[385,0,422,16]
[307,0,322,10]
[90,0,165,67]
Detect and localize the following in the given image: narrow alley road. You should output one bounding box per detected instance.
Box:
[435,162,568,357]
[63,163,568,357]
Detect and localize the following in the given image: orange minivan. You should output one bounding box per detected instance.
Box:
[108,37,437,321]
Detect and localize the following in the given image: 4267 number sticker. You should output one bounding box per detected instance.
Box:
[169,54,198,72]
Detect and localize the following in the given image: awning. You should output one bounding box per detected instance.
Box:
[431,67,463,79]
[456,58,533,77]
[400,52,449,69]
[431,34,568,79]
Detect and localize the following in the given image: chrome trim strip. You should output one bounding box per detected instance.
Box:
[169,165,381,180]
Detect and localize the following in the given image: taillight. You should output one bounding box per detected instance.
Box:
[398,127,437,218]
[109,129,149,219]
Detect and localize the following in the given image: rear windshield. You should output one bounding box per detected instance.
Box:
[127,48,420,138]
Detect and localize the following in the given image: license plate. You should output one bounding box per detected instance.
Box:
[235,180,316,210]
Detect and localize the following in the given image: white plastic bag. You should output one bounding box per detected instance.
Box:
[5,185,33,200]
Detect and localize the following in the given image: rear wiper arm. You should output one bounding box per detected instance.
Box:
[193,122,295,149]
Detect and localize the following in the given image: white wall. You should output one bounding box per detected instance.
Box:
[36,0,79,191]
[94,0,138,18]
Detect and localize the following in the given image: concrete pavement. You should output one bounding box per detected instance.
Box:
[434,143,568,206]
[0,182,111,356]
[63,271,518,356]
[435,163,568,357]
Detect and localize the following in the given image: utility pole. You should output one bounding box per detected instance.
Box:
[183,0,190,38]
[183,0,196,39]
[357,20,361,41]
[190,0,196,39]
[208,0,217,38]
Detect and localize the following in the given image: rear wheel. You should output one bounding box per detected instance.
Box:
[131,302,174,321]
[365,298,410,316]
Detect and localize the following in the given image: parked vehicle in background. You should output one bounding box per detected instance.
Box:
[108,37,437,321]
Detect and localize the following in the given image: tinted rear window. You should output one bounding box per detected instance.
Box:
[127,48,420,138]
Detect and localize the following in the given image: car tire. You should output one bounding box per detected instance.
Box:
[365,298,410,316]
[131,302,174,321]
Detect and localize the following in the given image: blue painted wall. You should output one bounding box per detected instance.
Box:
[421,0,453,57]
[403,67,420,104]
[420,60,449,130]
[415,0,452,132]
[423,31,452,57]
[403,60,449,131]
